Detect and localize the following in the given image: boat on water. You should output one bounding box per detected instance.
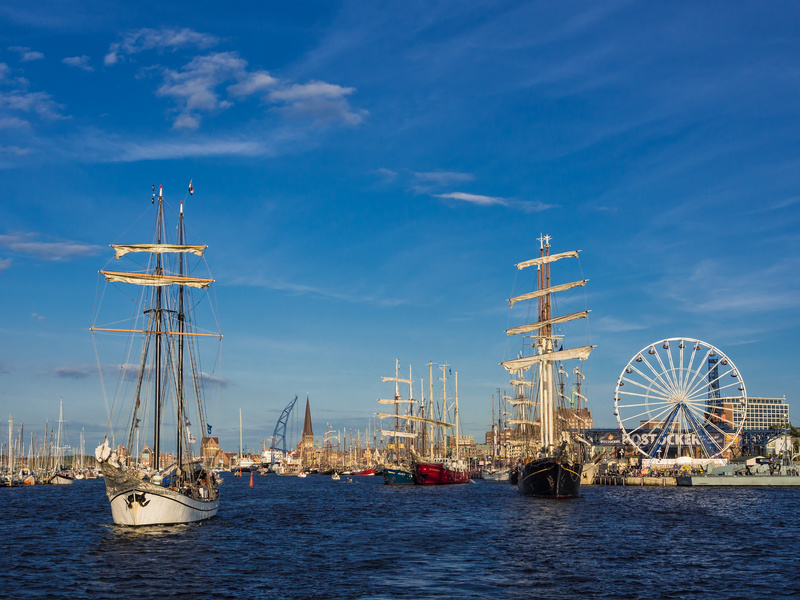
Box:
[411,364,469,485]
[382,467,414,485]
[376,361,419,485]
[501,235,594,498]
[480,467,511,482]
[92,184,222,526]
[46,400,74,485]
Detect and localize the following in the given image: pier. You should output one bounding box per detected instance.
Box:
[594,475,677,486]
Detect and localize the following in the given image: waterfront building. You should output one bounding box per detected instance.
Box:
[201,437,228,468]
[140,445,152,467]
[735,397,790,431]
[559,407,593,431]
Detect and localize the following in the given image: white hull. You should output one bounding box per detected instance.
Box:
[108,485,219,526]
[481,468,510,482]
[49,474,74,485]
[100,461,218,526]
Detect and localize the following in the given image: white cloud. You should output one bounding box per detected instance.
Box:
[227,70,277,97]
[156,51,247,129]
[0,144,31,155]
[435,191,508,206]
[8,46,44,62]
[268,81,355,102]
[0,233,104,260]
[104,27,219,66]
[268,81,365,126]
[0,89,64,120]
[0,257,11,272]
[414,171,474,185]
[114,138,271,162]
[62,55,94,72]
[375,168,398,182]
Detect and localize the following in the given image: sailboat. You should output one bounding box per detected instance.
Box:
[412,364,469,485]
[93,184,222,525]
[48,399,74,485]
[377,360,416,485]
[502,235,594,497]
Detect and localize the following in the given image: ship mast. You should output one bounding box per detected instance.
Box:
[176,196,186,479]
[501,234,594,456]
[153,186,164,470]
[539,234,554,452]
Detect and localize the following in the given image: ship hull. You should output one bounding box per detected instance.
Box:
[413,462,470,485]
[383,467,415,485]
[100,461,218,526]
[49,473,75,485]
[517,458,582,497]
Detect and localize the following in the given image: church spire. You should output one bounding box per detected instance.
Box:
[302,395,314,449]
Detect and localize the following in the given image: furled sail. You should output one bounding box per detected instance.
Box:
[505,310,590,336]
[507,419,538,426]
[509,379,537,387]
[379,430,417,439]
[508,280,587,307]
[376,399,418,404]
[508,398,535,406]
[111,244,207,259]
[100,270,213,289]
[516,250,579,270]
[375,413,453,429]
[501,345,595,374]
[380,376,413,385]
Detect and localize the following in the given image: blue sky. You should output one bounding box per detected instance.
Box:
[2,2,799,455]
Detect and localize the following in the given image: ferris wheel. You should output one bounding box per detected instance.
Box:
[613,338,747,460]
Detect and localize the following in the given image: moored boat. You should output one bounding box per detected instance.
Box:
[501,235,594,498]
[413,460,469,485]
[382,467,414,485]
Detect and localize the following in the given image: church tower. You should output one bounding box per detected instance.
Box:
[302,395,314,452]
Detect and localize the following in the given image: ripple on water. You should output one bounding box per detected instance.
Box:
[1,477,796,599]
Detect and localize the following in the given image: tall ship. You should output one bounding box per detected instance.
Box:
[412,363,469,485]
[376,360,417,484]
[502,235,593,497]
[92,184,222,525]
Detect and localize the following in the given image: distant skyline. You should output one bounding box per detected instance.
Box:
[2,2,799,454]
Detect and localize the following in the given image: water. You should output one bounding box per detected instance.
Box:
[1,476,796,599]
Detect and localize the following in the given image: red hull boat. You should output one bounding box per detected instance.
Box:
[413,462,470,485]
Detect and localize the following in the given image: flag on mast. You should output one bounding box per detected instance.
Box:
[188,180,193,195]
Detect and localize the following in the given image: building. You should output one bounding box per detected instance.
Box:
[301,396,314,448]
[737,397,790,431]
[201,437,228,468]
[558,407,593,431]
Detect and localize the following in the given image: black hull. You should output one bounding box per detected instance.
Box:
[517,458,582,498]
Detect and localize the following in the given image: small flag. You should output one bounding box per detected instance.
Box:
[207,423,212,435]
[188,180,194,195]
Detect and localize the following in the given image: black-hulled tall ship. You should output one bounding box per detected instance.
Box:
[501,235,594,498]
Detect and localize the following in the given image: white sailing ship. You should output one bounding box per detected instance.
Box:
[93,184,222,525]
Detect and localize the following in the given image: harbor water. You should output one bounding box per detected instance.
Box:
[1,475,796,599]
